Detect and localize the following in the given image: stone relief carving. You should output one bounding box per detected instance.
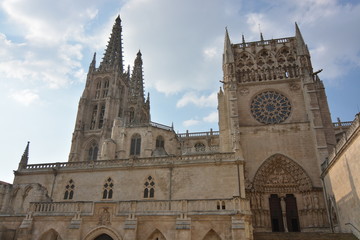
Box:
[252,154,312,192]
[98,207,111,225]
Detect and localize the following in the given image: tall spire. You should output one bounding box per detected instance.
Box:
[18,141,30,170]
[99,15,124,72]
[130,50,145,102]
[223,27,234,64]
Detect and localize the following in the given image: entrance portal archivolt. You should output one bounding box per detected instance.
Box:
[147,229,166,240]
[253,154,312,193]
[83,226,122,240]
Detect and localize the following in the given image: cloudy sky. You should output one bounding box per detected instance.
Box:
[1,0,359,183]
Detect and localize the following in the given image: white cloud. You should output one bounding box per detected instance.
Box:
[10,89,40,106]
[203,111,218,123]
[183,119,200,127]
[176,92,217,108]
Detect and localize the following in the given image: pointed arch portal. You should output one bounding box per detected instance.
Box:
[203,229,221,240]
[253,154,312,193]
[94,234,113,240]
[147,229,166,240]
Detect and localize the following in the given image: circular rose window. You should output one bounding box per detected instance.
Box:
[250,91,291,124]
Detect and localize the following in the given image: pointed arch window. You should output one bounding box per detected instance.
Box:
[88,142,98,161]
[129,107,135,123]
[64,179,75,200]
[130,134,141,156]
[156,136,164,149]
[102,79,109,98]
[102,178,114,199]
[144,176,155,198]
[98,104,106,129]
[90,105,98,130]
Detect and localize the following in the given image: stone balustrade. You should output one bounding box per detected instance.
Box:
[22,152,235,172]
[30,201,93,216]
[29,198,250,217]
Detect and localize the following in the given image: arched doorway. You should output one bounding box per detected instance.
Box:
[203,229,221,240]
[147,229,166,240]
[39,229,62,240]
[94,234,113,240]
[251,154,313,232]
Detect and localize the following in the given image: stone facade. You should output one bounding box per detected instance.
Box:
[0,17,353,240]
[321,114,360,239]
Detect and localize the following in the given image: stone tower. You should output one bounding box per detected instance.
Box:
[68,16,150,162]
[218,24,336,232]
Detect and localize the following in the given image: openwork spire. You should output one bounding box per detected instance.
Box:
[130,50,145,102]
[18,141,30,170]
[99,15,124,72]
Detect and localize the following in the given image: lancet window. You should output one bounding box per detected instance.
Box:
[88,142,98,161]
[144,176,155,198]
[98,104,106,129]
[156,136,165,149]
[102,178,114,199]
[63,179,75,200]
[130,134,141,156]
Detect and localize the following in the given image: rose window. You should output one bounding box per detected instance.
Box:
[251,91,291,124]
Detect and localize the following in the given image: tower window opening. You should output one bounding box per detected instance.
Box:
[98,105,106,129]
[130,134,141,156]
[90,105,98,130]
[88,142,98,161]
[156,136,165,149]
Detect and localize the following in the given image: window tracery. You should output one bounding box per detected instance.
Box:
[194,142,206,152]
[144,176,155,198]
[250,91,291,124]
[64,179,75,200]
[88,142,99,161]
[102,178,113,199]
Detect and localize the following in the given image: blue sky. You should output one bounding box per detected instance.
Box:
[0,0,359,183]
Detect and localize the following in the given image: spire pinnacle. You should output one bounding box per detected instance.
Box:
[242,34,246,45]
[295,22,308,55]
[99,16,124,72]
[223,27,234,64]
[260,32,264,42]
[18,141,30,170]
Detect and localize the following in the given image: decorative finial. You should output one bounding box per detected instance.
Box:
[242,34,246,45]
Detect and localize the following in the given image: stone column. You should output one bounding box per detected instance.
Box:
[280,195,288,232]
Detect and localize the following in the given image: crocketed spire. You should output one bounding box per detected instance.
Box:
[99,15,124,72]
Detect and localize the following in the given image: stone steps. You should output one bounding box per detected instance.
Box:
[253,232,358,240]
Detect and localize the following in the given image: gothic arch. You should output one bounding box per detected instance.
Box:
[83,226,122,240]
[39,229,62,240]
[147,229,166,240]
[202,229,221,240]
[83,138,99,161]
[253,154,312,193]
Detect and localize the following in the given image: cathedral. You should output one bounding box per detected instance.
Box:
[0,16,359,240]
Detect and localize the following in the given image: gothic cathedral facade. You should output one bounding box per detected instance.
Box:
[0,16,338,240]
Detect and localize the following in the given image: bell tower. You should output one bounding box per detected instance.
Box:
[218,24,336,232]
[68,16,150,162]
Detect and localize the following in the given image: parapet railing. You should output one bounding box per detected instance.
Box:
[234,37,292,48]
[150,121,173,131]
[29,198,250,216]
[30,201,93,215]
[177,130,219,138]
[333,121,353,127]
[23,152,235,171]
[322,115,360,171]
